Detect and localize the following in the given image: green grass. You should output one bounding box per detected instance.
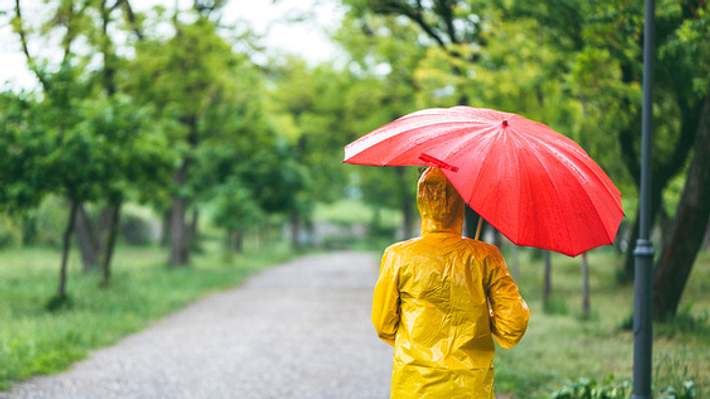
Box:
[1,239,708,397]
[493,248,710,398]
[0,241,294,391]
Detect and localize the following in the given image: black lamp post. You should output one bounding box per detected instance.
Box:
[632,0,655,398]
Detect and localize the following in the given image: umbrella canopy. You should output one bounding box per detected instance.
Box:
[344,106,623,256]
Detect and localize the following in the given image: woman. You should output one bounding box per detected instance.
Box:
[372,167,529,399]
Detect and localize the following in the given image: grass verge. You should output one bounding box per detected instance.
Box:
[0,241,294,391]
[492,248,710,398]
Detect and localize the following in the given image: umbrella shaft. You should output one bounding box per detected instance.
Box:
[474,218,483,241]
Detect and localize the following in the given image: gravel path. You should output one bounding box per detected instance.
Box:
[3,252,392,399]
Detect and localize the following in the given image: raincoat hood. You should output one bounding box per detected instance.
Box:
[417,167,464,236]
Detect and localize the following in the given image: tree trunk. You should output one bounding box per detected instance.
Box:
[58,200,79,300]
[659,206,674,250]
[543,251,552,310]
[511,245,520,281]
[401,198,414,239]
[74,203,99,271]
[581,252,591,320]
[395,167,414,239]
[619,96,703,284]
[189,208,200,251]
[304,218,315,247]
[232,229,244,252]
[653,94,710,321]
[96,206,114,244]
[168,159,190,267]
[100,201,121,287]
[160,209,170,247]
[290,209,301,249]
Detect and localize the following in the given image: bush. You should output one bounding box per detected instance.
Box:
[658,380,697,399]
[22,196,67,247]
[550,376,697,399]
[551,377,629,399]
[655,305,709,337]
[543,296,569,315]
[120,209,158,246]
[0,214,21,248]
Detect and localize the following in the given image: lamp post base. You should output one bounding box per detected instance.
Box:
[632,238,654,399]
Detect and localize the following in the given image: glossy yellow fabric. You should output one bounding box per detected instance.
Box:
[372,167,530,399]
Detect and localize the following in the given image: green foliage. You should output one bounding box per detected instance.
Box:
[551,376,697,399]
[0,92,54,210]
[551,377,630,399]
[210,178,264,233]
[654,305,710,338]
[119,210,158,246]
[71,94,175,204]
[543,296,569,316]
[658,381,697,399]
[19,196,67,247]
[0,214,22,248]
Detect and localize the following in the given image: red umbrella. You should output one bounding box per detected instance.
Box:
[344,106,623,256]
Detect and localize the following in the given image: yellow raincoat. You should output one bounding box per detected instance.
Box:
[372,167,529,399]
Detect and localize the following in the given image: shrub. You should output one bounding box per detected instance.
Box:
[543,296,569,315]
[550,376,697,399]
[22,196,67,247]
[551,376,629,399]
[120,209,158,246]
[0,214,21,248]
[658,380,697,399]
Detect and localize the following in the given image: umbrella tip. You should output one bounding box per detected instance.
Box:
[502,119,509,128]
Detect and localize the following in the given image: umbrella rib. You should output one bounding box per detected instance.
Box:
[508,128,527,245]
[524,132,622,213]
[442,125,499,162]
[457,127,500,208]
[469,129,524,245]
[516,131,576,255]
[346,117,480,148]
[345,120,485,162]
[554,147,622,244]
[531,131,624,223]
[382,126,479,165]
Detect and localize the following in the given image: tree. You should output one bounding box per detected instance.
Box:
[333,13,428,237]
[345,2,710,296]
[11,0,103,304]
[210,178,264,253]
[501,0,709,282]
[128,5,255,265]
[7,0,173,299]
[75,95,173,285]
[653,92,710,320]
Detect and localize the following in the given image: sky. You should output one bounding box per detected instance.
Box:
[0,0,343,90]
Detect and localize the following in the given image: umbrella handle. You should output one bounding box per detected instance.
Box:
[475,218,483,241]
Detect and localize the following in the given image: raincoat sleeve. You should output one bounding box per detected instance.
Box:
[371,247,400,346]
[484,247,529,349]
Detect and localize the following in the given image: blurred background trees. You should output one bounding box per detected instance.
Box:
[0,0,708,319]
